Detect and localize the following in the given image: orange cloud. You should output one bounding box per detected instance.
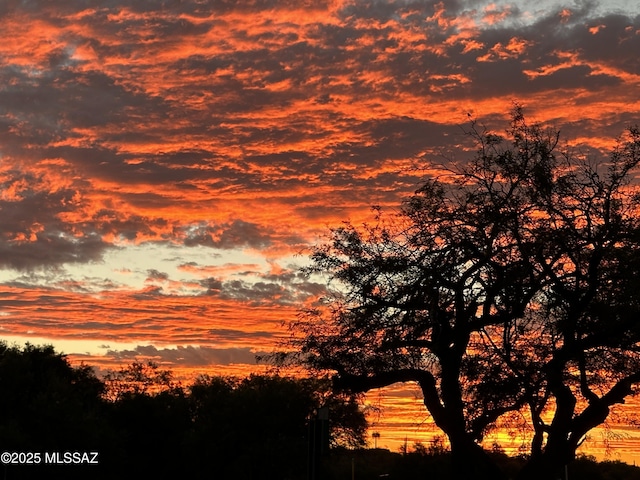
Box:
[482,3,512,25]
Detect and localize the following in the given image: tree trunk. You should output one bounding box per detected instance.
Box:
[515,447,572,480]
[434,354,508,479]
[449,438,508,480]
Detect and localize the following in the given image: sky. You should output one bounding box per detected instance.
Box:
[2,0,640,456]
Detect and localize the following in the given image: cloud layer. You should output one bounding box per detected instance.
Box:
[1,0,639,375]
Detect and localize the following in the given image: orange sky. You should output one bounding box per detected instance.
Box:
[1,0,640,461]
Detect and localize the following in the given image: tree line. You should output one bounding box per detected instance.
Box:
[0,341,365,480]
[3,340,640,480]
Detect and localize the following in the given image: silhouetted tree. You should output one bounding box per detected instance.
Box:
[185,374,367,479]
[0,342,108,479]
[108,386,190,478]
[102,360,180,401]
[277,108,640,479]
[99,360,192,478]
[0,343,363,480]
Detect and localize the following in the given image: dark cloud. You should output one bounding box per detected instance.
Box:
[207,328,275,341]
[199,277,223,294]
[530,65,620,91]
[216,269,327,305]
[92,209,168,241]
[567,14,640,73]
[0,170,110,270]
[0,61,164,147]
[0,231,107,271]
[131,285,165,300]
[220,280,291,304]
[107,344,268,366]
[180,220,273,249]
[146,269,169,281]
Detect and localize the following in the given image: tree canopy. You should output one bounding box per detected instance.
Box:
[281,108,640,479]
[0,342,366,480]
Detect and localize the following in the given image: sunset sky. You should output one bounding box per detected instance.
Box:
[2,0,640,457]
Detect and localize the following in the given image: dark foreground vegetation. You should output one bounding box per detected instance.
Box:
[326,448,640,480]
[0,342,366,480]
[3,342,640,480]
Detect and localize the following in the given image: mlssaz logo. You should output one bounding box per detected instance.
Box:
[45,452,99,464]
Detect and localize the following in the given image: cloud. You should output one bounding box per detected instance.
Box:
[146,269,169,281]
[0,283,292,348]
[179,220,273,249]
[178,262,262,277]
[198,277,223,295]
[0,169,110,270]
[0,2,637,257]
[1,0,639,382]
[107,344,268,366]
[216,268,327,305]
[1,1,636,263]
